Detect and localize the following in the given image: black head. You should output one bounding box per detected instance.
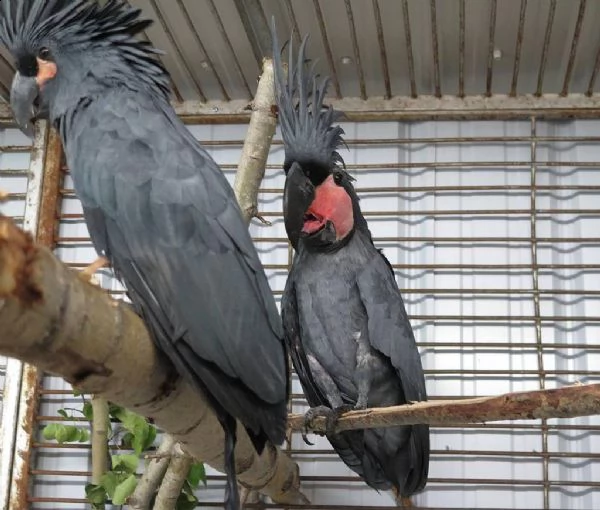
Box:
[0,0,169,136]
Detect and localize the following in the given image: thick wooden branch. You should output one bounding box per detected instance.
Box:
[0,216,306,505]
[234,58,277,225]
[289,383,600,433]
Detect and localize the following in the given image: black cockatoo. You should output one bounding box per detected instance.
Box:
[0,2,289,508]
[272,28,430,501]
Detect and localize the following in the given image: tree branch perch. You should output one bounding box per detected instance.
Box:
[289,383,600,434]
[0,216,306,505]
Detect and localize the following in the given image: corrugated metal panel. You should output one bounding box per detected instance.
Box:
[24,119,600,509]
[0,126,38,510]
[1,0,600,103]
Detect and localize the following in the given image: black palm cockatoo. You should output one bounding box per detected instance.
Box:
[272,26,430,501]
[0,2,289,508]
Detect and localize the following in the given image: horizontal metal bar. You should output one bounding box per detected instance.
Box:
[168,94,600,123]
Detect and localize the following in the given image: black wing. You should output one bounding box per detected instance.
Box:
[69,93,288,446]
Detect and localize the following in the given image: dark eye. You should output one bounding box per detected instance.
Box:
[38,47,51,60]
[333,172,343,185]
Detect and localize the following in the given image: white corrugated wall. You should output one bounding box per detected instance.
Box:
[5,118,598,509]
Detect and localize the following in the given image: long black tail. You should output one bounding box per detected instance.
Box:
[219,413,240,510]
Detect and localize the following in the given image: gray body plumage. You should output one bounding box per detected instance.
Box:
[273,25,430,497]
[0,3,289,508]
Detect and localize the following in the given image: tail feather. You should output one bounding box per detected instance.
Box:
[220,413,240,510]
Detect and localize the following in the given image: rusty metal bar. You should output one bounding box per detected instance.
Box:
[344,0,366,100]
[401,0,417,98]
[485,0,497,96]
[458,0,465,98]
[510,0,527,97]
[206,0,252,98]
[430,0,441,97]
[372,0,391,99]
[147,0,206,102]
[312,0,341,98]
[535,0,556,96]
[175,0,229,101]
[530,117,550,510]
[7,121,56,510]
[561,0,587,97]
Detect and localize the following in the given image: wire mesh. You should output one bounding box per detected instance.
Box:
[23,118,600,509]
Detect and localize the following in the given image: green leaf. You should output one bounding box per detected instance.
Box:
[120,432,134,449]
[112,474,137,505]
[57,409,69,419]
[85,483,107,506]
[42,423,58,440]
[175,492,198,510]
[82,402,93,421]
[72,388,82,397]
[55,425,80,443]
[99,471,118,498]
[187,462,206,489]
[77,428,90,443]
[109,403,126,420]
[111,453,139,474]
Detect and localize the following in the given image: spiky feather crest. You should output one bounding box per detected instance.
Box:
[272,20,347,177]
[0,0,169,98]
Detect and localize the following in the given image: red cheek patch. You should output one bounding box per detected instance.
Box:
[303,175,354,239]
[36,58,57,88]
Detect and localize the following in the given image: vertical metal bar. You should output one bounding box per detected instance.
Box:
[529,117,549,510]
[401,0,417,98]
[485,0,497,96]
[283,0,301,45]
[344,0,366,100]
[430,0,441,98]
[372,0,391,99]
[0,359,24,509]
[510,0,527,97]
[206,0,252,98]
[176,0,230,101]
[561,0,587,97]
[458,0,465,98]
[231,0,272,65]
[586,44,600,97]
[147,0,207,102]
[5,121,50,510]
[535,0,556,97]
[8,125,65,510]
[312,0,342,98]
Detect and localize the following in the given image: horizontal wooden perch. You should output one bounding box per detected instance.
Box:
[0,215,307,505]
[289,383,600,434]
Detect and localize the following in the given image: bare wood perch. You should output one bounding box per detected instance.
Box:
[129,435,175,510]
[234,58,277,225]
[153,443,193,510]
[289,383,600,434]
[0,216,306,505]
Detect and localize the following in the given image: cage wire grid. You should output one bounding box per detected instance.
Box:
[0,117,596,510]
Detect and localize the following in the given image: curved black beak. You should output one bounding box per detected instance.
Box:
[10,71,40,138]
[283,162,315,250]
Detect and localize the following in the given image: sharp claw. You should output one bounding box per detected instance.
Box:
[301,432,314,446]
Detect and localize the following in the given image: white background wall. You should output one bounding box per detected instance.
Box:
[2,118,599,509]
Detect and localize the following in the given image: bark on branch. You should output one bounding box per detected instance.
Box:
[234,58,277,226]
[289,383,600,434]
[129,435,175,510]
[0,216,306,505]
